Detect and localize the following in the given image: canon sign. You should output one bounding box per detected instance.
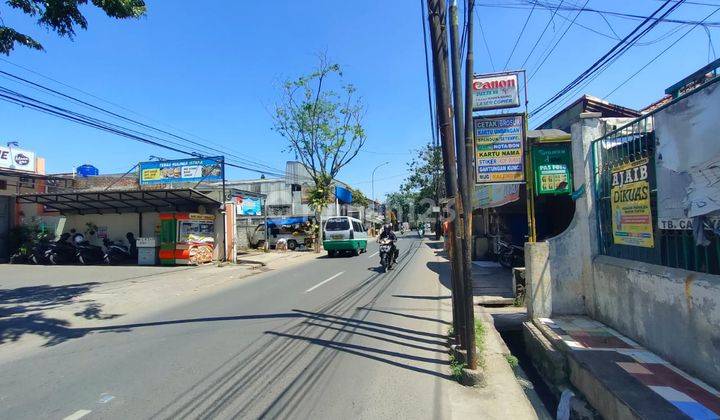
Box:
[0,145,36,172]
[472,73,520,111]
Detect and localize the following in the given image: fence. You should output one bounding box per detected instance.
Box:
[592,78,720,275]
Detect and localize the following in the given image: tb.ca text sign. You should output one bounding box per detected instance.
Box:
[472,73,520,111]
[474,114,525,183]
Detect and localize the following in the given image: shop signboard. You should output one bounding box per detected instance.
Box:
[532,143,573,195]
[473,184,520,209]
[139,157,223,185]
[611,158,654,248]
[474,114,525,183]
[235,195,263,216]
[472,73,520,111]
[0,145,36,173]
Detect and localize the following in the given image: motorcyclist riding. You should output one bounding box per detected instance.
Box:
[377,223,399,263]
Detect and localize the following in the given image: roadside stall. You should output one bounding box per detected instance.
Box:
[16,188,224,265]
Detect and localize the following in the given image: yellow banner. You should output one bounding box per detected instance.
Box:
[611,158,654,248]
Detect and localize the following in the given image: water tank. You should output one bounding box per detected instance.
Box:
[76,164,99,177]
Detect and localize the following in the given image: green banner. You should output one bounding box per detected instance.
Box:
[532,143,572,195]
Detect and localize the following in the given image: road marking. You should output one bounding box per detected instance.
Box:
[367,251,379,259]
[305,272,345,293]
[63,410,92,420]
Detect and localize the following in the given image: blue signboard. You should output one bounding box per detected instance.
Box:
[139,157,223,185]
[335,186,353,204]
[238,196,263,216]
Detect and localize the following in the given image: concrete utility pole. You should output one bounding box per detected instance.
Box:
[462,0,478,370]
[427,0,466,347]
[450,0,477,370]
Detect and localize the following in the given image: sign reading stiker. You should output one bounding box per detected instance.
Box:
[472,73,520,111]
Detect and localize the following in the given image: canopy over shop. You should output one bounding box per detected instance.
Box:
[16,188,230,264]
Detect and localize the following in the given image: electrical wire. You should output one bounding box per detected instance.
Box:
[475,8,497,71]
[529,0,592,81]
[604,6,720,99]
[0,57,281,171]
[529,0,683,117]
[519,0,565,70]
[504,0,538,69]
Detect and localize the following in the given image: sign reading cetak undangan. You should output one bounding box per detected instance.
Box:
[0,145,36,173]
[611,158,654,248]
[474,114,525,183]
[472,73,520,111]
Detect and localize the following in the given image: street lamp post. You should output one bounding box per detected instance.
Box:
[371,161,389,221]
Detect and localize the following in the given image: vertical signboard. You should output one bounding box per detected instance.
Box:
[474,114,525,184]
[532,143,573,195]
[472,73,520,111]
[611,158,654,248]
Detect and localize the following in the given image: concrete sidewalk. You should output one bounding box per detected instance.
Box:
[424,239,547,419]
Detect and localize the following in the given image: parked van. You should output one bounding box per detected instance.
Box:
[248,217,315,250]
[323,216,368,257]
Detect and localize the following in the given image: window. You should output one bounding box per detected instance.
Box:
[352,221,363,232]
[325,218,350,231]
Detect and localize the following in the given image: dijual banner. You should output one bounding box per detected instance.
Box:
[139,157,223,185]
[474,114,525,183]
[611,158,654,248]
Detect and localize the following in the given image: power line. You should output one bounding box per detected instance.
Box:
[519,0,565,70]
[529,0,592,81]
[604,6,720,99]
[0,57,282,172]
[504,0,538,69]
[529,0,684,116]
[474,8,496,71]
[0,85,291,178]
[0,69,286,175]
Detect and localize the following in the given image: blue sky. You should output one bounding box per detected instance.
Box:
[0,0,718,200]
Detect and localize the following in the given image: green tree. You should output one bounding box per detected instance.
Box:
[349,187,370,208]
[1,0,146,55]
[273,55,366,251]
[399,141,443,218]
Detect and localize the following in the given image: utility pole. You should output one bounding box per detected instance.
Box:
[427,0,466,347]
[449,0,477,369]
[462,0,478,370]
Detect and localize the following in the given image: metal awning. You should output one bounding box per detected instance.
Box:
[16,188,221,215]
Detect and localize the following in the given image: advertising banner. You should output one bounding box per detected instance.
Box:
[139,157,223,185]
[611,158,654,248]
[532,143,572,195]
[472,73,520,111]
[472,184,520,210]
[474,114,525,184]
[0,145,36,173]
[235,195,263,216]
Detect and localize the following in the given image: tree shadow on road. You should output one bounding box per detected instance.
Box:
[0,282,121,347]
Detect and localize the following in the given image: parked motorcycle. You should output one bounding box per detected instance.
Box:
[103,232,137,265]
[45,233,77,265]
[496,239,524,269]
[378,238,397,272]
[73,233,105,265]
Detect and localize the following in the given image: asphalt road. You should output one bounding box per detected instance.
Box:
[0,235,457,420]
